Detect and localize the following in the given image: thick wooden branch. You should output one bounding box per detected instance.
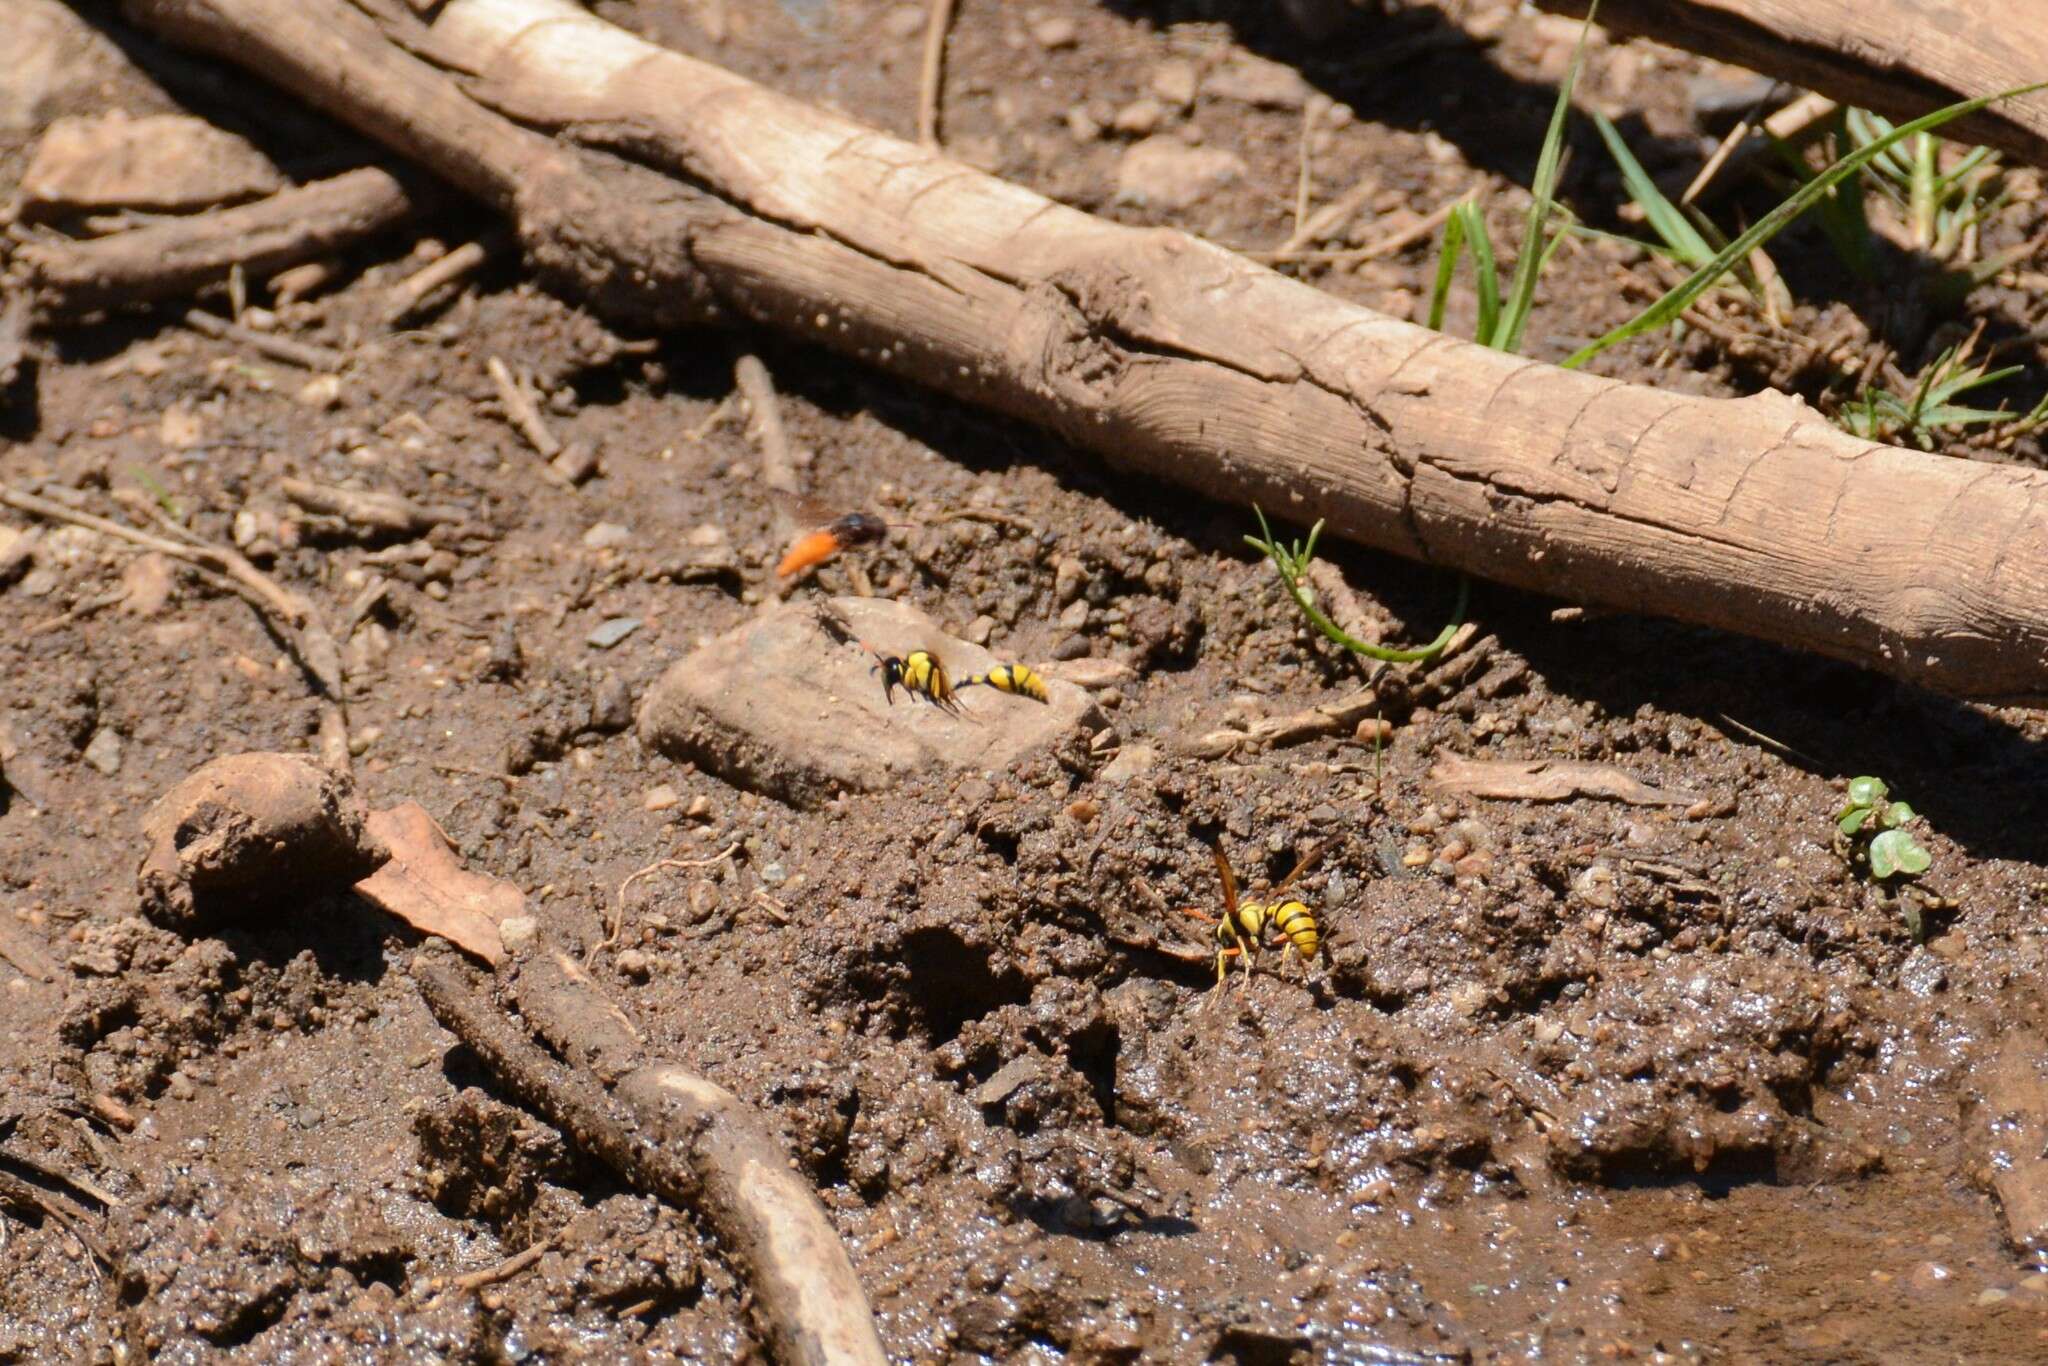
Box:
[18,167,415,318]
[1536,1,2048,169]
[118,0,2048,699]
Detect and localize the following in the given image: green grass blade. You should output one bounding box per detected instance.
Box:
[1464,204,1503,346]
[1427,205,1468,334]
[1562,81,2048,370]
[1592,111,1714,266]
[1498,0,1598,354]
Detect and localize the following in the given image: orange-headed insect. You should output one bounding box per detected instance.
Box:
[1176,840,1326,995]
[776,511,892,578]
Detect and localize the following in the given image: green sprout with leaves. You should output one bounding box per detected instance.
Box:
[1245,508,1467,664]
[1836,339,2035,448]
[1843,107,2008,267]
[1837,776,1932,882]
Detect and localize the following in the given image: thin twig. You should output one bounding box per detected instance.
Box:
[0,486,350,771]
[1244,194,1463,266]
[26,587,128,635]
[917,0,958,148]
[388,239,491,322]
[184,308,345,372]
[449,1235,553,1293]
[486,356,567,467]
[600,843,740,960]
[734,355,801,495]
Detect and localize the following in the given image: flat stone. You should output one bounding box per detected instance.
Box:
[1115,137,1246,212]
[587,617,642,650]
[21,110,283,214]
[638,596,1102,808]
[1206,54,1313,110]
[82,726,122,776]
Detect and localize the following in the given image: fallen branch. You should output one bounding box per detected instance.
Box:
[17,165,413,319]
[412,952,888,1366]
[115,0,2048,699]
[1536,0,2048,169]
[183,307,345,371]
[280,476,456,535]
[734,355,801,496]
[0,485,352,769]
[388,238,491,321]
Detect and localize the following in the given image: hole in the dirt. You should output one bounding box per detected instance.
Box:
[1069,1016,1122,1125]
[1597,1149,1779,1195]
[1213,1325,1310,1366]
[976,824,1020,865]
[896,926,1030,1045]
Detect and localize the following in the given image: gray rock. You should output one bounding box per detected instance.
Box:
[638,597,1102,807]
[587,616,642,650]
[81,726,122,775]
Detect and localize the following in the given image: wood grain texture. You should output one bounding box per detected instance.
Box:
[1538,0,2048,167]
[119,0,2048,699]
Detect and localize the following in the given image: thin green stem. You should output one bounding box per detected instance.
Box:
[1247,508,1469,664]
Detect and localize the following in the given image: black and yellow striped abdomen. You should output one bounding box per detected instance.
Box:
[961,662,1049,703]
[1267,900,1319,959]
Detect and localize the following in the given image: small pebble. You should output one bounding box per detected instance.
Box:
[587,616,642,650]
[644,784,680,812]
[616,949,651,981]
[1150,59,1199,108]
[965,614,996,646]
[82,726,123,775]
[1030,15,1077,48]
[582,521,633,549]
[685,794,713,820]
[1112,98,1165,136]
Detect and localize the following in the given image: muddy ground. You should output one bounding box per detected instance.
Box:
[7,0,2048,1360]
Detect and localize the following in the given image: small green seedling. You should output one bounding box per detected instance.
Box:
[1246,507,1467,665]
[1836,339,2027,449]
[1837,775,1931,882]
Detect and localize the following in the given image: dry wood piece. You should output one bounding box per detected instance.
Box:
[0,484,354,768]
[116,0,2048,700]
[917,0,957,148]
[280,476,454,535]
[734,354,801,495]
[18,166,413,318]
[412,953,889,1366]
[387,238,491,321]
[1535,0,2048,168]
[1428,754,1696,807]
[485,355,561,458]
[183,307,345,371]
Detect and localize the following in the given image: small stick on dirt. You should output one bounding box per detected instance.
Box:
[19,166,413,319]
[1245,194,1463,266]
[485,356,568,476]
[281,476,455,536]
[388,238,491,322]
[0,1169,110,1277]
[602,843,739,961]
[184,308,346,372]
[1682,92,1839,205]
[412,954,889,1366]
[25,587,129,635]
[0,486,350,771]
[448,1235,554,1293]
[734,355,801,496]
[917,0,958,148]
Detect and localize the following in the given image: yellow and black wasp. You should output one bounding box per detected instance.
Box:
[1176,840,1326,993]
[874,648,967,715]
[959,662,1049,703]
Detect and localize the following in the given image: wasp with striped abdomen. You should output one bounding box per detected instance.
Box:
[874,648,967,715]
[1177,839,1326,994]
[959,662,1049,703]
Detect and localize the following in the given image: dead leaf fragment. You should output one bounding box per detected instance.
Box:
[355,802,523,965]
[1428,755,1695,807]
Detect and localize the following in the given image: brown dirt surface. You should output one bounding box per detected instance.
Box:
[8,0,2048,1360]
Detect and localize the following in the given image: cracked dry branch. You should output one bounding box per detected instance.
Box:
[412,951,887,1366]
[121,0,2048,698]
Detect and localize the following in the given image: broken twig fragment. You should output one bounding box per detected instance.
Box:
[1428,755,1695,807]
[412,954,888,1366]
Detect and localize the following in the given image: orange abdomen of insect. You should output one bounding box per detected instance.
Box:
[1269,901,1319,958]
[776,528,841,578]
